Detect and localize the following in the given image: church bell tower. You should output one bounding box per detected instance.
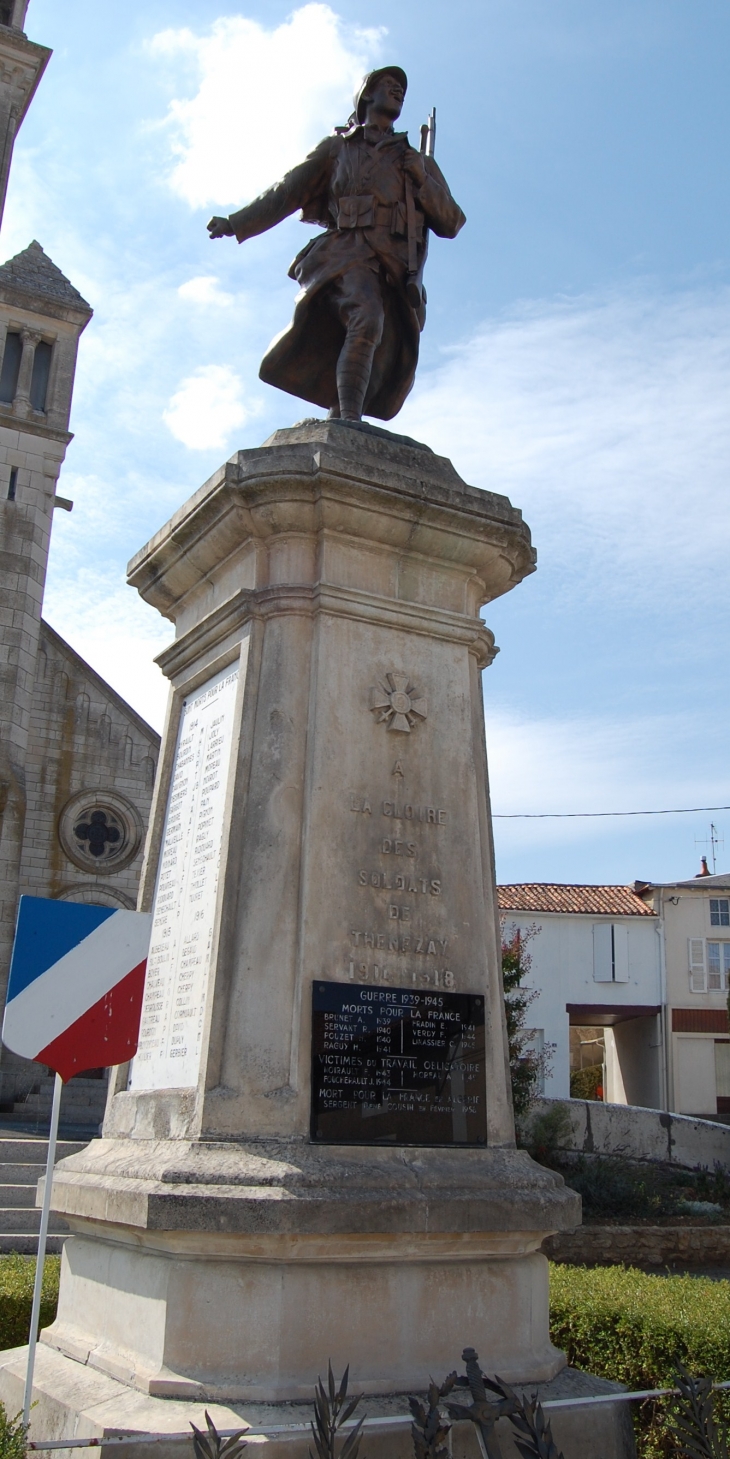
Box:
[0,4,158,1120]
[0,0,50,229]
[0,6,93,1086]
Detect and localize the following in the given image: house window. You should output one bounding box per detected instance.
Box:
[593,922,629,982]
[689,937,730,992]
[29,340,52,412]
[711,899,730,927]
[708,942,730,991]
[0,331,21,403]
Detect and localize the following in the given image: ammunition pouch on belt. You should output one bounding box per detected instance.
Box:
[337,196,410,236]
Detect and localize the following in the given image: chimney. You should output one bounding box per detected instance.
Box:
[696,856,711,878]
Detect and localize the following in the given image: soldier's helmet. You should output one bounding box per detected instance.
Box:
[354,67,408,124]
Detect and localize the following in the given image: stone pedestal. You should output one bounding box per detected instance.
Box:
[5,421,581,1429]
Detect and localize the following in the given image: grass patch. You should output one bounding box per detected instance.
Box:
[550,1263,730,1457]
[0,1255,60,1351]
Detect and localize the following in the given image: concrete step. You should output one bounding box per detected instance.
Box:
[0,1235,67,1256]
[0,1232,66,1254]
[0,1183,45,1207]
[16,1097,102,1108]
[0,1207,69,1233]
[0,1162,45,1184]
[0,1138,88,1162]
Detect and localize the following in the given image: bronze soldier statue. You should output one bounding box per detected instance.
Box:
[208,68,465,422]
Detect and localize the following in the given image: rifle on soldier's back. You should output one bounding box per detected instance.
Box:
[405,107,435,310]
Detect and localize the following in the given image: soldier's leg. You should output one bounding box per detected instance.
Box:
[331,266,385,421]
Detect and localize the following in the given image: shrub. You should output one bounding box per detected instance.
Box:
[501,926,553,1121]
[569,1064,603,1101]
[0,1255,60,1351]
[0,1405,28,1459]
[558,1155,680,1220]
[522,1102,573,1164]
[549,1263,730,1458]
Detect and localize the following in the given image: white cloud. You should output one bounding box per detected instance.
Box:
[178,275,234,306]
[399,287,730,607]
[163,364,253,449]
[150,4,383,208]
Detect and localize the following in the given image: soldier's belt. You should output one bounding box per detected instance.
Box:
[337,196,408,235]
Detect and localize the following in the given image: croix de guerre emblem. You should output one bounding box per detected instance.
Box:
[369,673,427,733]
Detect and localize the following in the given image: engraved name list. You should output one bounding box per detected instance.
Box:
[130,662,240,1092]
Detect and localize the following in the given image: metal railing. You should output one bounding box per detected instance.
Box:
[23,1379,730,1450]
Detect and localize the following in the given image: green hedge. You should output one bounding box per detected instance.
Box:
[550,1263,730,1457]
[0,1255,60,1352]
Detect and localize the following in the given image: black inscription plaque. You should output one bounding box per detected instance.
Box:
[310,981,487,1146]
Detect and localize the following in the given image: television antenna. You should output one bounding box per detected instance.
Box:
[695,821,724,874]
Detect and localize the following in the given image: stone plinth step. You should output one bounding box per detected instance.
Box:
[0,1342,635,1459]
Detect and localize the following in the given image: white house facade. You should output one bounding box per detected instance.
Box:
[497,884,663,1107]
[637,872,730,1118]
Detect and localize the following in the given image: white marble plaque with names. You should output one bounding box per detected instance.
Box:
[130,660,241,1091]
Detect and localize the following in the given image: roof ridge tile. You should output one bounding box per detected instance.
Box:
[496,882,655,916]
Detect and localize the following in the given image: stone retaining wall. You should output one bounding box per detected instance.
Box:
[544,1223,730,1268]
[528,1097,730,1170]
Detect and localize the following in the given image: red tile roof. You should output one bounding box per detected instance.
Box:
[497,884,655,917]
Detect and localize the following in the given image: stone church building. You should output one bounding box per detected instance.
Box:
[0,2,159,1122]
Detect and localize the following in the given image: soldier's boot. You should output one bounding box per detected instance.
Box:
[336,334,377,420]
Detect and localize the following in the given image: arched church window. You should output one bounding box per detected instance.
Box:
[30,339,52,411]
[0,331,21,403]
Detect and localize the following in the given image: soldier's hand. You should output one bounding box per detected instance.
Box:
[403,149,427,188]
[207,216,235,239]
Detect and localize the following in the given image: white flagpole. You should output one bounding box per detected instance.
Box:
[23,1072,63,1429]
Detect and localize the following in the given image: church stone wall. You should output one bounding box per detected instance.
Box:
[20,621,159,908]
[0,624,160,1103]
[0,422,66,1062]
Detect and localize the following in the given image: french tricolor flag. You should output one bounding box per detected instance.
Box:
[2,897,152,1082]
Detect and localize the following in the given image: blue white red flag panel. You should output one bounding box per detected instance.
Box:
[2,897,152,1082]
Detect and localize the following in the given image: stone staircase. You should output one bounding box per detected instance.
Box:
[0,1133,88,1253]
[2,1074,107,1137]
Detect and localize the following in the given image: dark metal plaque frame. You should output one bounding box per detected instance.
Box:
[310,981,487,1146]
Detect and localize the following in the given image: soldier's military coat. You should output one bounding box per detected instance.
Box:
[228,125,465,420]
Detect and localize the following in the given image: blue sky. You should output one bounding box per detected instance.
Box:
[8,0,730,885]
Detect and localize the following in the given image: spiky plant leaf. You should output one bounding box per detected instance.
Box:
[670,1367,729,1459]
[190,1412,247,1459]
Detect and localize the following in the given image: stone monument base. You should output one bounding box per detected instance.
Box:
[33,1140,572,1401]
[0,1343,635,1459]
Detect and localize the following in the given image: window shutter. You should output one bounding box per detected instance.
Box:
[612,924,630,982]
[689,938,706,992]
[593,923,613,981]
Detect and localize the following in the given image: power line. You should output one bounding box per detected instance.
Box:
[493,804,730,820]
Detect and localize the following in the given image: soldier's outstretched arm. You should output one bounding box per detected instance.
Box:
[417,156,466,239]
[208,138,333,244]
